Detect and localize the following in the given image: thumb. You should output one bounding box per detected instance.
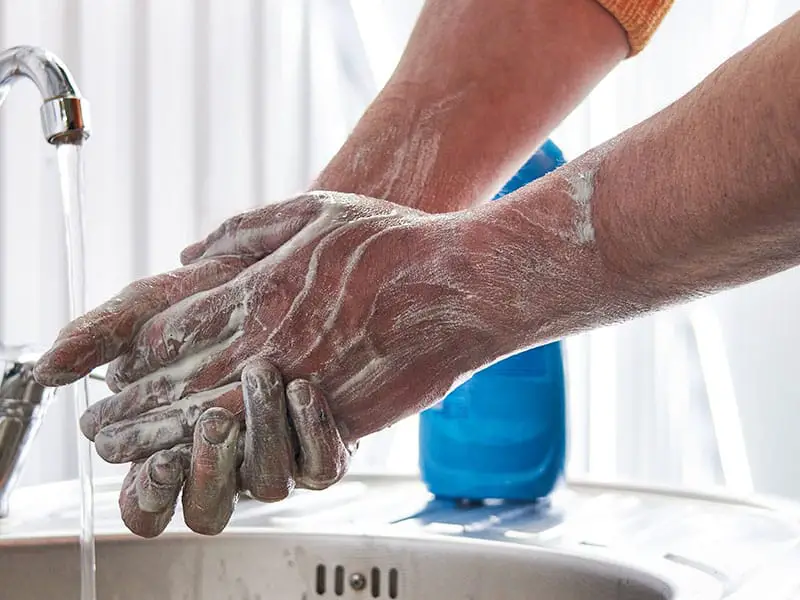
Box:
[180,193,326,265]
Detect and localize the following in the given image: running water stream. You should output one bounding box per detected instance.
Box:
[57,143,97,600]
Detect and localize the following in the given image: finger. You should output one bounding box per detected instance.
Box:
[105,285,242,391]
[81,340,246,441]
[180,193,323,264]
[93,383,243,463]
[34,256,251,387]
[181,338,251,395]
[119,445,189,538]
[79,373,176,441]
[286,379,351,490]
[239,359,295,502]
[182,408,240,536]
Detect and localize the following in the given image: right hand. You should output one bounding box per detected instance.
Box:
[122,359,357,538]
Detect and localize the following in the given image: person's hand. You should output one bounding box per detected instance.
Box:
[37,191,508,462]
[33,255,255,386]
[119,359,355,538]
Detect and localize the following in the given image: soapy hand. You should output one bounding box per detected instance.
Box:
[33,255,255,386]
[119,358,355,538]
[36,191,503,466]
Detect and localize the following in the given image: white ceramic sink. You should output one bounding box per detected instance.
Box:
[1,531,709,600]
[2,475,798,599]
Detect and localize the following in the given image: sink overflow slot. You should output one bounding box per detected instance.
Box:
[315,564,399,597]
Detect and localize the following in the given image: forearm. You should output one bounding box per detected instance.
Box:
[474,13,800,356]
[313,0,628,212]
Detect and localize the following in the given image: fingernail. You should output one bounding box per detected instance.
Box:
[200,415,233,444]
[149,453,182,485]
[289,381,312,407]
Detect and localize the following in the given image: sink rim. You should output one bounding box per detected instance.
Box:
[10,473,800,513]
[0,527,725,600]
[4,472,795,600]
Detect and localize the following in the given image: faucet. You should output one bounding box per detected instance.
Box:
[0,45,90,144]
[0,45,92,517]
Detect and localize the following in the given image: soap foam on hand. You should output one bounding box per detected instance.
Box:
[37,141,604,537]
[111,359,356,538]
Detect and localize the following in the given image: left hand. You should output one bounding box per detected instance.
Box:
[121,359,355,538]
[38,191,495,465]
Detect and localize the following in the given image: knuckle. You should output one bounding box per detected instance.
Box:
[244,356,280,381]
[246,367,284,405]
[260,364,283,391]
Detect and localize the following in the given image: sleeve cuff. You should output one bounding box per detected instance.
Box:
[594,0,675,56]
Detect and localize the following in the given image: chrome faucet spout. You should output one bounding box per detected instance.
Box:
[0,45,93,517]
[0,45,91,144]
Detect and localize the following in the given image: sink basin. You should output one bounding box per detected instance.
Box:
[1,531,706,599]
[3,475,798,599]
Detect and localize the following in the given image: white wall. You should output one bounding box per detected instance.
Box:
[1,0,799,501]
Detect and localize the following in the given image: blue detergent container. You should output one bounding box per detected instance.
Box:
[419,139,567,502]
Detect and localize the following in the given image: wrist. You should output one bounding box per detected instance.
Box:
[312,83,485,213]
[459,174,623,358]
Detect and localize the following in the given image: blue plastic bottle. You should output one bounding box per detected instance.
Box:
[418,139,567,502]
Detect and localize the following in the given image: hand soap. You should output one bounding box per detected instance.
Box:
[418,139,567,502]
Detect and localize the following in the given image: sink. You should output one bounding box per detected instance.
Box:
[1,531,706,599]
[2,475,798,599]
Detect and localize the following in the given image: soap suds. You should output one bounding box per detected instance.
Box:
[345,90,468,205]
[564,168,596,244]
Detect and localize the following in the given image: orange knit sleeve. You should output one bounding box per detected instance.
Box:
[594,0,675,56]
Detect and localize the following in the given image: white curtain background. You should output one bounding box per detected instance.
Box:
[2,0,799,500]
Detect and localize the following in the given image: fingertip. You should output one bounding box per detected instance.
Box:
[242,360,284,415]
[239,372,295,503]
[135,451,185,514]
[183,408,239,536]
[32,351,82,387]
[287,378,350,491]
[35,332,104,384]
[197,407,239,445]
[94,429,124,463]
[119,463,175,538]
[148,451,184,486]
[183,514,230,537]
[78,410,98,441]
[285,379,313,407]
[179,242,205,265]
[242,357,281,385]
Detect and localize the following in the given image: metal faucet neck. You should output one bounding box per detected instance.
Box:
[0,45,91,144]
[0,45,93,517]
